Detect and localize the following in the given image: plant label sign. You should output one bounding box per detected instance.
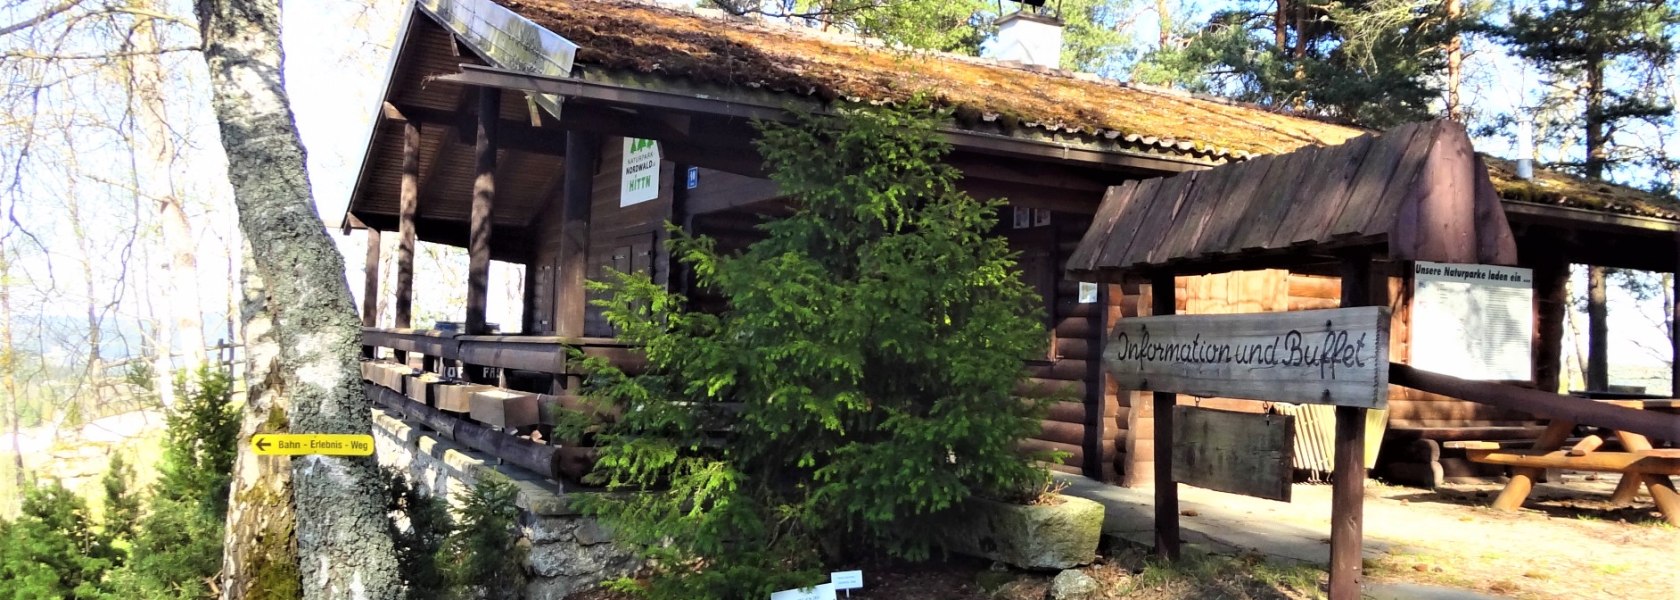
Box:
[770,583,836,600]
[1104,306,1391,408]
[831,570,863,590]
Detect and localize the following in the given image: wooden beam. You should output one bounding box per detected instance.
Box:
[394,120,420,330]
[384,101,564,156]
[1672,233,1679,398]
[1150,272,1180,560]
[466,87,499,336]
[1389,365,1680,443]
[1084,282,1108,480]
[1329,250,1378,600]
[556,131,599,338]
[362,227,381,328]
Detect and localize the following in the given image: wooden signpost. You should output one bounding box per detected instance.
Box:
[1104,306,1391,408]
[1113,263,1388,600]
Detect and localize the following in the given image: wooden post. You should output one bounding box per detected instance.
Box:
[1533,250,1568,394]
[1588,265,1608,391]
[361,226,381,359]
[1150,272,1180,560]
[1671,235,1678,398]
[1083,281,1108,479]
[466,86,500,336]
[362,227,381,328]
[1329,251,1377,600]
[556,131,598,339]
[394,119,420,331]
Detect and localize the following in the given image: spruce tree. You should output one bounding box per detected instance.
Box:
[100,454,141,553]
[578,100,1050,599]
[0,481,117,599]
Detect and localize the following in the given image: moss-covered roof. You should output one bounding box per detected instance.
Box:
[493,0,1680,220]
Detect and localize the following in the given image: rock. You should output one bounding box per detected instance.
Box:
[1049,570,1100,600]
[526,537,639,579]
[935,494,1105,570]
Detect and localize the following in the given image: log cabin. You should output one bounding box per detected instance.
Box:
[345,0,1680,488]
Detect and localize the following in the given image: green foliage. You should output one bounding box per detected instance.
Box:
[439,476,526,599]
[0,481,119,599]
[100,454,141,553]
[578,100,1051,599]
[119,366,240,599]
[155,366,238,517]
[1134,0,1476,128]
[1498,0,1679,179]
[384,468,454,600]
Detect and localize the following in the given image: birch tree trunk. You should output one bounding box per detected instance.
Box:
[221,244,299,599]
[194,1,400,597]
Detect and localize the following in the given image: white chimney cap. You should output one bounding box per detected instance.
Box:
[990,12,1064,69]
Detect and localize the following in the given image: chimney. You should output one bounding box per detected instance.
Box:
[1516,116,1534,180]
[989,10,1065,69]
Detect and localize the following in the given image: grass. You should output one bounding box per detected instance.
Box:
[1104,546,1325,599]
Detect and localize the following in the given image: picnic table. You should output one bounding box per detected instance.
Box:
[1446,399,1680,526]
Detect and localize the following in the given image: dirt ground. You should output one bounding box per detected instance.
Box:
[1361,475,1679,600]
[566,474,1678,600]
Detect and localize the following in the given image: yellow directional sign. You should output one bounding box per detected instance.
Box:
[251,433,375,457]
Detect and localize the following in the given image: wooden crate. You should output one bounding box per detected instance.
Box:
[470,389,539,429]
[433,383,494,413]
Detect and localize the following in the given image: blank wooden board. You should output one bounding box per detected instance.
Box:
[1171,406,1295,502]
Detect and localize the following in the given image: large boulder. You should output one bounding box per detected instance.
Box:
[936,494,1104,570]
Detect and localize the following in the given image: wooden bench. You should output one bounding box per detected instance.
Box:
[1448,421,1680,526]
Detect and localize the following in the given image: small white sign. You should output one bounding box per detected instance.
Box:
[831,570,863,590]
[770,583,836,600]
[1033,208,1051,227]
[1078,281,1099,304]
[1012,206,1031,229]
[621,137,660,206]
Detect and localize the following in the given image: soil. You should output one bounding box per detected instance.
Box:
[1360,476,1679,600]
[565,544,1320,600]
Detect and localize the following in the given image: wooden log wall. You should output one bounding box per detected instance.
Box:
[1017,212,1122,480]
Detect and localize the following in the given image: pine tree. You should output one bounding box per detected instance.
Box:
[1134,0,1477,128]
[1500,0,1679,180]
[0,481,118,599]
[1501,0,1679,391]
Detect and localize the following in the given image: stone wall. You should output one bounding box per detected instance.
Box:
[371,409,639,599]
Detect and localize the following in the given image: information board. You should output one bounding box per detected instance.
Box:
[1410,262,1532,381]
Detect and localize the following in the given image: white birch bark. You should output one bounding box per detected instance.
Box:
[194,0,400,597]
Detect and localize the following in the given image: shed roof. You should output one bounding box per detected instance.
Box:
[1067,120,1518,276]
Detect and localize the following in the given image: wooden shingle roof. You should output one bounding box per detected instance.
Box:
[1067,121,1519,276]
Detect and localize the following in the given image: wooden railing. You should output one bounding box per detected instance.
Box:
[359,327,643,483]
[1389,364,1680,444]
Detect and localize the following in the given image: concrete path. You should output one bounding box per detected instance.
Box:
[1056,475,1510,599]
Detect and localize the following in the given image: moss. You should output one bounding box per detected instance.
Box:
[262,404,289,433]
[235,484,301,599]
